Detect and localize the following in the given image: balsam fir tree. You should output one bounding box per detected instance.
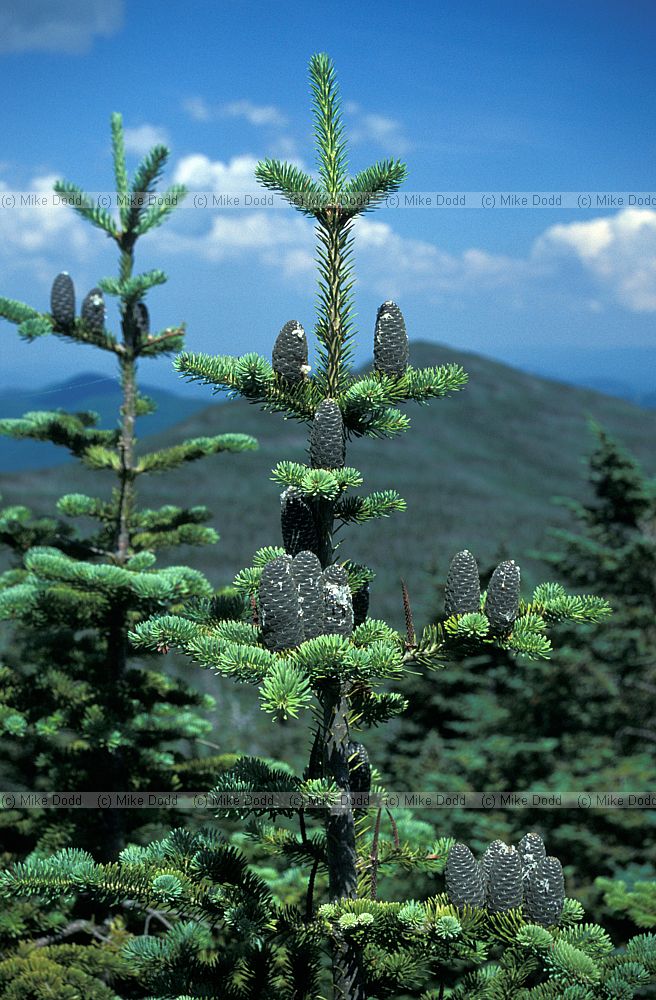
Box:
[380,552,559,855]
[0,114,257,993]
[527,422,656,928]
[2,53,654,999]
[383,421,656,930]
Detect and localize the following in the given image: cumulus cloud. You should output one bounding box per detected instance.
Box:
[353,217,532,300]
[533,208,656,312]
[155,210,315,288]
[344,101,412,154]
[0,0,123,54]
[0,175,91,255]
[351,207,656,313]
[172,153,262,196]
[0,174,93,289]
[6,148,656,320]
[182,97,213,123]
[123,124,171,156]
[182,97,287,128]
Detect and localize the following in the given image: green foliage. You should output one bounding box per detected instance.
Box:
[0,111,260,995]
[595,877,656,929]
[0,52,646,1000]
[384,421,656,984]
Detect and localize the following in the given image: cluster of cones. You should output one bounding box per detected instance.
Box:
[446,832,565,926]
[50,271,148,335]
[445,548,521,635]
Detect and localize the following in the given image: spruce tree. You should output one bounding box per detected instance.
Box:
[2,54,654,999]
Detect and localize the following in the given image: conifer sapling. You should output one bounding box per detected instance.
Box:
[4,53,643,1000]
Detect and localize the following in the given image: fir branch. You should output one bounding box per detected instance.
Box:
[111,112,129,212]
[134,184,187,235]
[334,490,407,524]
[135,434,258,475]
[0,411,118,458]
[309,52,349,196]
[0,296,41,325]
[99,269,167,303]
[254,159,324,216]
[136,325,186,357]
[52,180,119,237]
[341,160,408,217]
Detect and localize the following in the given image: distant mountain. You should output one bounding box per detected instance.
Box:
[516,345,656,410]
[0,372,208,473]
[2,340,655,632]
[572,376,656,410]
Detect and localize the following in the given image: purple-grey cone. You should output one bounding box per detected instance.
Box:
[281,486,319,557]
[444,549,481,617]
[310,399,345,469]
[259,555,304,652]
[524,855,565,926]
[322,564,354,638]
[445,843,486,908]
[291,549,325,641]
[50,272,75,326]
[272,320,309,382]
[81,287,106,334]
[484,559,521,634]
[374,301,409,377]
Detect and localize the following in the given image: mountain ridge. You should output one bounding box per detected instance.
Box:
[2,339,655,630]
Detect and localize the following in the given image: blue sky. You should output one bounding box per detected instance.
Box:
[1,0,655,398]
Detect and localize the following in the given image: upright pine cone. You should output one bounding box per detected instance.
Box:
[81,287,105,334]
[309,399,345,469]
[373,301,409,376]
[50,272,75,326]
[484,559,521,634]
[445,843,486,908]
[291,550,325,641]
[272,320,310,382]
[444,549,481,616]
[482,839,506,891]
[524,856,565,926]
[281,487,319,557]
[132,301,149,335]
[346,741,371,794]
[352,581,370,627]
[486,843,523,913]
[322,564,354,638]
[517,831,547,893]
[259,555,304,652]
[306,727,324,780]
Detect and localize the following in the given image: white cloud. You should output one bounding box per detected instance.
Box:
[0,175,91,255]
[0,174,94,291]
[351,208,656,314]
[9,151,654,321]
[345,101,412,154]
[0,0,123,54]
[353,218,531,300]
[173,153,261,196]
[182,97,287,128]
[223,100,287,127]
[157,211,313,266]
[534,208,656,312]
[182,97,213,122]
[123,124,170,156]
